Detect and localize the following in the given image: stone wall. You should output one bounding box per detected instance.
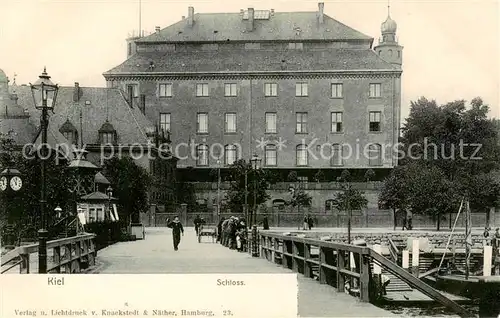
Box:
[143,208,497,229]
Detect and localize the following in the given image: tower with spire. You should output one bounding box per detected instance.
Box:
[374,4,403,69]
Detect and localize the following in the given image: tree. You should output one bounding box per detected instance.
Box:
[379,166,411,230]
[102,156,151,226]
[397,97,500,229]
[332,181,368,243]
[364,169,375,182]
[225,159,273,224]
[314,170,325,183]
[0,132,74,243]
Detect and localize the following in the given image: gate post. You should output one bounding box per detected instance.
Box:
[180,203,188,226]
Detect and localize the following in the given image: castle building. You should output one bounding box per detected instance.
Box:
[103,3,403,215]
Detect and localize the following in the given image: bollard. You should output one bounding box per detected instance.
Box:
[402,250,409,271]
[373,245,382,274]
[483,245,492,277]
[372,244,382,299]
[412,239,419,277]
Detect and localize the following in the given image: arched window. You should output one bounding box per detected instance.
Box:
[330,144,343,166]
[59,119,78,145]
[325,199,336,212]
[224,144,237,165]
[296,144,308,166]
[98,120,117,145]
[265,144,277,166]
[368,143,382,166]
[196,144,208,166]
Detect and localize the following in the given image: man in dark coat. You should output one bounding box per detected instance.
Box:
[262,215,269,230]
[167,216,184,251]
[307,215,314,230]
[217,217,225,243]
[193,215,202,236]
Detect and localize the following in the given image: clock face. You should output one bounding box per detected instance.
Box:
[10,176,22,191]
[0,177,7,191]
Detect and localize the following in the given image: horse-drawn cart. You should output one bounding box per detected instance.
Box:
[198,224,217,243]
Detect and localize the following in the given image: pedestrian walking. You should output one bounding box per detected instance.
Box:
[401,209,408,230]
[261,215,269,230]
[166,216,184,251]
[483,227,491,246]
[194,215,202,236]
[217,217,225,243]
[303,215,309,230]
[407,209,413,230]
[307,215,314,230]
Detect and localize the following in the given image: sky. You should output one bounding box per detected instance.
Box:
[1,0,499,122]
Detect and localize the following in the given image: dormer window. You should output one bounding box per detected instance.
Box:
[98,120,117,145]
[59,119,78,145]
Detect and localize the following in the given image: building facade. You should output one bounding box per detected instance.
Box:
[103,3,403,215]
[3,73,177,210]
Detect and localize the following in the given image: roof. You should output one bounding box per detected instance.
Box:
[0,117,37,145]
[60,119,78,132]
[104,49,396,75]
[137,11,372,43]
[80,191,116,201]
[13,85,155,146]
[94,172,110,184]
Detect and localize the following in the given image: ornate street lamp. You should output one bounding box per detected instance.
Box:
[250,154,261,226]
[54,206,62,219]
[30,67,59,274]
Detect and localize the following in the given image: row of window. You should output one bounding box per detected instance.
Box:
[129,42,349,55]
[194,144,383,167]
[159,111,383,134]
[128,83,383,98]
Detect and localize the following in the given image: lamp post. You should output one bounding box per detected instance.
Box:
[250,154,261,226]
[30,67,59,274]
[106,186,113,221]
[216,159,221,224]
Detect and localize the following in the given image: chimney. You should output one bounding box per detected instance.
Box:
[73,82,80,102]
[140,94,146,114]
[318,2,324,24]
[182,16,185,19]
[187,6,194,27]
[246,8,255,32]
[155,26,160,33]
[270,9,275,16]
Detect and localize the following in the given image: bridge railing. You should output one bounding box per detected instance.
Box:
[258,232,473,318]
[259,232,371,301]
[1,233,96,274]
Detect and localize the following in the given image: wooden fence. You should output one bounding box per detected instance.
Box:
[1,233,96,274]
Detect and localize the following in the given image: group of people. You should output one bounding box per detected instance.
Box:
[217,216,248,252]
[483,227,500,274]
[303,214,315,230]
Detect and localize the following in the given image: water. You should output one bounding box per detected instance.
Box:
[382,305,479,317]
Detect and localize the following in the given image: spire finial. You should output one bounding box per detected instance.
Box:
[387,0,391,16]
[43,66,47,74]
[12,73,17,85]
